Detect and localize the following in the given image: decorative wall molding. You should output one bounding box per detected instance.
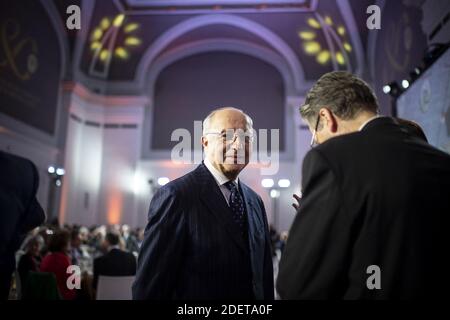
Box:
[63,82,150,107]
[121,0,318,14]
[146,38,296,96]
[336,0,365,76]
[136,14,305,95]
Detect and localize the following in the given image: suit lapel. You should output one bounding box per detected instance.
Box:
[196,164,249,254]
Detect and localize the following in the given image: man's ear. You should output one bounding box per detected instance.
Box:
[201,136,208,148]
[320,108,338,133]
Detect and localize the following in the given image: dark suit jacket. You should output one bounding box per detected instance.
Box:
[0,151,45,274]
[277,117,450,299]
[132,163,274,300]
[93,248,137,290]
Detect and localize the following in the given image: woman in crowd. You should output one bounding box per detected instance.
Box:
[40,230,77,300]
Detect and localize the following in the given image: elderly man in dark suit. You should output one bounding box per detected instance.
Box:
[277,71,450,299]
[133,107,274,300]
[0,151,46,299]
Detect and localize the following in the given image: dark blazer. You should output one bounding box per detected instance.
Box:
[133,163,274,300]
[93,248,137,290]
[0,151,45,298]
[277,117,450,299]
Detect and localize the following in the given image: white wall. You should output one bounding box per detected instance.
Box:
[59,84,147,227]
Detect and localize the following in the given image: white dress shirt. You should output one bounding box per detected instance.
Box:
[204,158,238,206]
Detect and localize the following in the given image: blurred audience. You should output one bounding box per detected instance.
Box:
[8,221,143,300]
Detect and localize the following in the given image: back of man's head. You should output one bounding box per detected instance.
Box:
[300,71,379,122]
[105,232,120,247]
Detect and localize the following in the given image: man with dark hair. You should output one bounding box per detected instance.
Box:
[277,71,450,299]
[92,232,136,291]
[0,151,46,300]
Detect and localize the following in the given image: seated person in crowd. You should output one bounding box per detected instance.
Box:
[69,229,82,266]
[17,237,42,289]
[93,232,136,292]
[40,230,77,300]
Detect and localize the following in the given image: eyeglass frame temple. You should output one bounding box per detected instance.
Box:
[310,114,320,148]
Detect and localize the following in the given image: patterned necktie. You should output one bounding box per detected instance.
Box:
[224,181,246,235]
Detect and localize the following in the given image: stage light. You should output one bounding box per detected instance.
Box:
[157,177,170,186]
[91,28,103,41]
[261,179,274,188]
[343,42,352,52]
[304,41,321,54]
[401,80,410,89]
[317,50,331,64]
[100,18,110,30]
[48,166,55,174]
[324,16,333,26]
[89,15,141,64]
[124,23,139,33]
[307,18,321,29]
[413,67,422,75]
[125,37,141,46]
[113,14,125,27]
[56,168,65,176]
[270,189,280,198]
[55,179,62,187]
[114,47,129,59]
[335,52,345,65]
[100,49,110,61]
[383,82,401,97]
[298,31,316,40]
[278,179,291,188]
[90,41,101,50]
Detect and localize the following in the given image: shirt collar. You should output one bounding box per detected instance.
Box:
[204,158,239,186]
[358,115,381,131]
[109,245,120,251]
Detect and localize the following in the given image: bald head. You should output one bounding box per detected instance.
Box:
[202,107,254,180]
[202,107,253,135]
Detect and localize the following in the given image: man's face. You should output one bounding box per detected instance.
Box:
[203,109,252,179]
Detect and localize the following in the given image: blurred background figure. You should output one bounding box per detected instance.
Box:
[40,230,76,300]
[0,151,46,300]
[17,237,42,290]
[93,232,136,295]
[69,228,82,266]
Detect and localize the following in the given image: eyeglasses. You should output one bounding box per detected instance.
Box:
[204,130,254,143]
[310,114,320,148]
